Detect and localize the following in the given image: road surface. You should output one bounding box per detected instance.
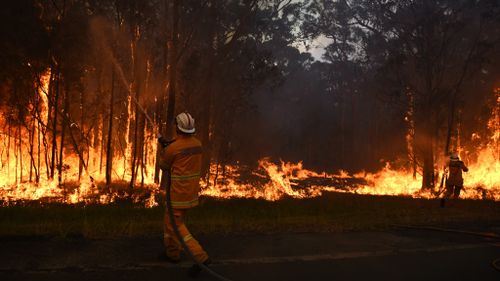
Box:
[1,224,499,281]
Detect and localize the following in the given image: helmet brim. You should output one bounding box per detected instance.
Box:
[178,126,195,134]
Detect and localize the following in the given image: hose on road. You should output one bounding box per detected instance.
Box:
[492,258,500,272]
[393,224,500,273]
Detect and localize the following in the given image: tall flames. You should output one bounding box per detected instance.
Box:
[0,70,160,206]
[1,78,499,206]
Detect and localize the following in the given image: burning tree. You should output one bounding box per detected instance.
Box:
[0,1,499,205]
[0,0,300,202]
[303,0,500,190]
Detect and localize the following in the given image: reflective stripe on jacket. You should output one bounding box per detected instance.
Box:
[159,135,203,209]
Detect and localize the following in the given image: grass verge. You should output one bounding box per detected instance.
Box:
[0,192,499,239]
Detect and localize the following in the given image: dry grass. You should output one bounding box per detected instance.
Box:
[0,192,499,239]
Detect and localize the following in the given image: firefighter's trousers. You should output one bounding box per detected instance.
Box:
[445,184,463,199]
[164,208,209,263]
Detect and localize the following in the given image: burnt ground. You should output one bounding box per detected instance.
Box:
[0,223,499,281]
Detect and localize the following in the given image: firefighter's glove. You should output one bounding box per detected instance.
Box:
[158,135,173,148]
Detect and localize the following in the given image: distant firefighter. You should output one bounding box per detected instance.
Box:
[445,153,469,199]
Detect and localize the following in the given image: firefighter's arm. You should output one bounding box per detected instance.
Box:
[158,145,175,171]
[462,162,469,172]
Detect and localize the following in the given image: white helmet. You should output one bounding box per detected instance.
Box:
[176,112,195,134]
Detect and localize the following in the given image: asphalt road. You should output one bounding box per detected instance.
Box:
[1,225,499,281]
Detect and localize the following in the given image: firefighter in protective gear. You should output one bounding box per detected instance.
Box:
[445,153,469,199]
[158,112,210,267]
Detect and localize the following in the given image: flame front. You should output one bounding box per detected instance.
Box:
[1,82,500,205]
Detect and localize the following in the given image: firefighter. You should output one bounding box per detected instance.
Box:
[158,112,211,277]
[445,153,469,199]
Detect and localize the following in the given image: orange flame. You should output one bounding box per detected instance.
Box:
[1,83,499,205]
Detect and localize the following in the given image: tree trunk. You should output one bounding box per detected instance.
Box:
[200,67,214,178]
[44,70,54,179]
[99,115,105,176]
[18,125,22,183]
[130,102,139,190]
[340,92,346,167]
[418,120,436,190]
[29,113,36,182]
[130,39,141,191]
[78,89,86,181]
[37,104,41,183]
[154,1,169,183]
[422,141,435,190]
[153,90,165,183]
[140,116,146,188]
[50,70,60,179]
[106,69,115,188]
[58,86,68,185]
[165,0,178,138]
[7,121,11,182]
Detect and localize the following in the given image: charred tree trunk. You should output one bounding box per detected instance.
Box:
[153,103,165,183]
[153,90,165,184]
[44,70,54,179]
[153,91,165,183]
[155,0,172,184]
[58,86,68,185]
[339,92,346,167]
[130,103,139,189]
[106,69,115,188]
[99,114,105,176]
[131,112,146,190]
[200,0,217,178]
[29,110,36,182]
[7,121,10,181]
[200,68,214,178]
[418,118,436,190]
[130,43,142,191]
[97,67,104,177]
[50,70,60,179]
[165,0,178,137]
[37,102,41,183]
[154,3,169,184]
[40,112,50,180]
[78,90,85,181]
[422,141,435,190]
[139,116,146,188]
[17,125,22,183]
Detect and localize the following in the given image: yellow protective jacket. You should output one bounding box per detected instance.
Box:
[159,135,203,209]
[447,160,468,186]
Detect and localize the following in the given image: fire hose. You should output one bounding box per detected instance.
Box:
[493,258,500,272]
[128,94,233,280]
[394,224,500,272]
